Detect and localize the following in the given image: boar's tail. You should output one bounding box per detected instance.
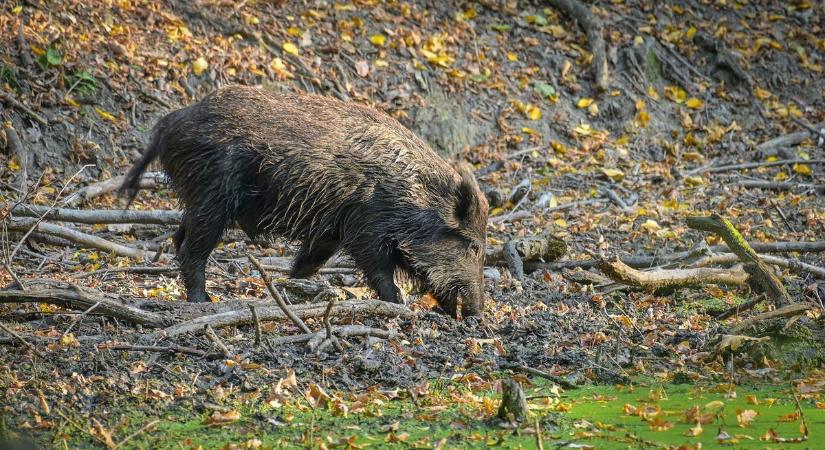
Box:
[118,127,165,209]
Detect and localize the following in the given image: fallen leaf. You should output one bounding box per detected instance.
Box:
[283,42,300,56]
[192,57,208,76]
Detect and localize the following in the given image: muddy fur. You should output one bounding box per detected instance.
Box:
[121,85,488,317]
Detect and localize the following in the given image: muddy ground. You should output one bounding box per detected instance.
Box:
[1,0,824,447]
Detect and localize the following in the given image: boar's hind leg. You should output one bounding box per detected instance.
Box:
[177,212,227,303]
[291,236,339,278]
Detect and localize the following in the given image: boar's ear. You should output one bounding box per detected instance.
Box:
[453,162,484,224]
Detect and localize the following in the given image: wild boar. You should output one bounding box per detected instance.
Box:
[121,85,488,317]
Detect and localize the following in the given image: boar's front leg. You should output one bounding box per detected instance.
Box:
[290,236,339,278]
[349,246,403,304]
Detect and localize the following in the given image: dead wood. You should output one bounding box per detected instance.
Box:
[150,299,414,340]
[3,121,28,191]
[497,379,530,423]
[532,240,825,272]
[730,302,816,334]
[502,241,525,280]
[0,321,46,358]
[693,158,825,175]
[687,214,792,306]
[487,235,567,266]
[756,123,825,157]
[715,294,766,321]
[6,218,163,260]
[547,0,609,91]
[597,255,748,291]
[500,363,577,389]
[270,325,397,351]
[0,288,170,328]
[694,31,753,87]
[72,266,178,278]
[63,172,166,207]
[204,324,232,358]
[737,180,825,193]
[248,255,311,333]
[0,93,48,126]
[8,203,182,225]
[98,341,221,358]
[692,253,825,279]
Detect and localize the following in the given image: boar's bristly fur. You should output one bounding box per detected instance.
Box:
[120,85,488,317]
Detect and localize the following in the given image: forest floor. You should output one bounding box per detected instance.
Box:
[1,0,824,448]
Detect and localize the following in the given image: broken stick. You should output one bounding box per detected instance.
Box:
[597,255,748,291]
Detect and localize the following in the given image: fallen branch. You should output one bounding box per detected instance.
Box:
[98,341,220,358]
[756,123,825,157]
[531,240,825,271]
[8,203,182,225]
[737,180,825,193]
[487,235,567,265]
[497,379,530,423]
[715,294,766,321]
[0,93,48,126]
[499,363,577,389]
[730,302,815,334]
[0,321,46,358]
[150,299,414,340]
[269,325,395,348]
[547,0,609,91]
[6,218,161,260]
[204,324,232,358]
[597,255,748,291]
[0,288,170,327]
[693,158,825,175]
[692,253,825,279]
[687,214,792,305]
[248,255,311,333]
[503,241,525,280]
[63,172,166,207]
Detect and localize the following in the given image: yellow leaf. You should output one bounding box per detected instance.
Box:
[686,97,704,109]
[686,26,697,39]
[600,168,625,181]
[774,171,788,181]
[7,156,21,172]
[641,219,661,233]
[192,57,208,76]
[753,86,772,100]
[12,5,23,13]
[554,219,568,228]
[490,207,504,216]
[664,85,687,103]
[369,34,386,46]
[736,410,758,428]
[685,176,705,186]
[685,421,704,437]
[647,85,661,100]
[521,127,539,135]
[95,107,118,123]
[287,27,303,37]
[577,98,594,108]
[283,42,300,56]
[792,163,811,176]
[507,52,518,61]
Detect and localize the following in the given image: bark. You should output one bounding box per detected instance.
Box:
[497,379,530,423]
[6,218,159,260]
[597,256,749,291]
[148,299,414,340]
[0,288,170,327]
[8,203,182,225]
[687,214,792,305]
